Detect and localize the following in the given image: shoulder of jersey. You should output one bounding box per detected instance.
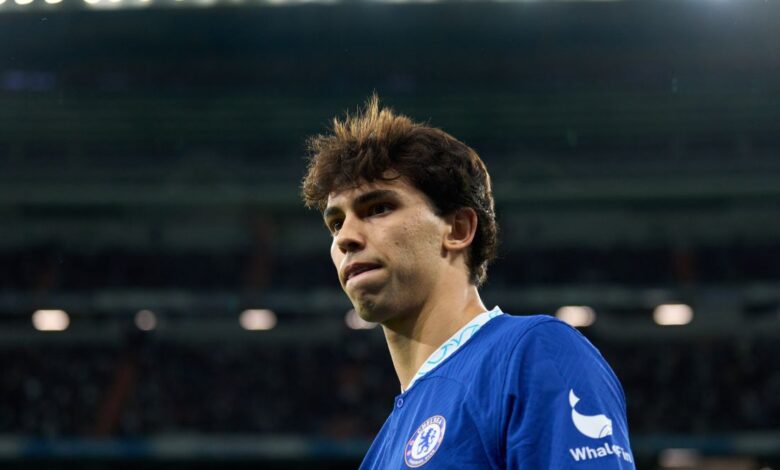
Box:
[478,313,561,348]
[490,313,563,336]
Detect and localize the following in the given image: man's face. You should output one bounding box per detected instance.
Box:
[324,177,449,324]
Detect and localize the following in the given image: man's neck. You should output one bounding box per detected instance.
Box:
[381,284,487,391]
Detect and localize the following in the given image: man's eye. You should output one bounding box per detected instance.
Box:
[368,203,392,216]
[329,221,342,233]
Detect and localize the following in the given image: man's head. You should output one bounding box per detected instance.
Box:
[301,96,498,320]
[303,96,498,280]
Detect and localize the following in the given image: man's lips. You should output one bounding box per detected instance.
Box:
[343,262,382,284]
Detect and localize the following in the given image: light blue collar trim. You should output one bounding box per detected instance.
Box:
[404,306,503,392]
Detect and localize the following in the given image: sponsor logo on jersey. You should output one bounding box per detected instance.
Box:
[404,415,446,468]
[567,389,634,464]
[569,389,612,439]
[569,443,634,463]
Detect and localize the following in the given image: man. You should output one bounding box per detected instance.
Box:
[301,96,634,469]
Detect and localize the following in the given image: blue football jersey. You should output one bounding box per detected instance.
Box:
[359,307,635,469]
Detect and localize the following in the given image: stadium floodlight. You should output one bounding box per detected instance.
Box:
[14,0,34,5]
[135,309,158,331]
[555,306,596,328]
[653,304,693,326]
[345,309,378,330]
[658,448,700,468]
[44,0,63,4]
[32,309,70,331]
[83,0,101,5]
[239,309,277,331]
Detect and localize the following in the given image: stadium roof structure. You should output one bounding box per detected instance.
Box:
[0,0,632,13]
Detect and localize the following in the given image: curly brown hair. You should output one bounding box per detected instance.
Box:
[301,96,498,286]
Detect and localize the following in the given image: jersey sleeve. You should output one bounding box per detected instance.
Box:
[500,319,635,469]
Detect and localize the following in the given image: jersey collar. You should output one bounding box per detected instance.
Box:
[404,306,504,392]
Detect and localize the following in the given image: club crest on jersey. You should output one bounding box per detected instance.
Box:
[404,415,446,468]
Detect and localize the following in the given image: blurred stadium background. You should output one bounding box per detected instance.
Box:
[1,0,779,468]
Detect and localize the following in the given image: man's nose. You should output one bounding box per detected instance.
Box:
[335,216,365,254]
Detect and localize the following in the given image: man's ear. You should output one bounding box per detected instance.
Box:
[443,207,478,252]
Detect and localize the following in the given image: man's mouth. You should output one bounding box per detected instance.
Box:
[344,263,382,284]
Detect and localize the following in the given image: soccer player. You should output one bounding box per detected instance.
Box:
[301,97,634,469]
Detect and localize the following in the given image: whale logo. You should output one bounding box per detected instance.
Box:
[569,389,613,439]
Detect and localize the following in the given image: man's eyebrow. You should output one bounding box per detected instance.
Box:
[322,205,341,222]
[323,189,399,221]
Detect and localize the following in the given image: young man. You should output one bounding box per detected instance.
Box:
[301,97,634,469]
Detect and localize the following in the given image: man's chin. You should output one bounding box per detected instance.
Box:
[353,300,390,324]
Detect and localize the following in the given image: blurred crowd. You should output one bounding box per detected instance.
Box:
[2,329,778,438]
[3,236,779,440]
[602,337,780,433]
[3,242,780,291]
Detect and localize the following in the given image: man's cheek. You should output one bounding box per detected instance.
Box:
[330,243,342,265]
